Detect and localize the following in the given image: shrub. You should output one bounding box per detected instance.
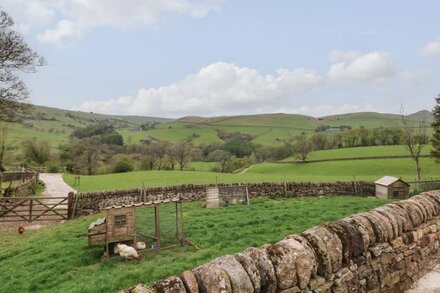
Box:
[46,161,60,173]
[411,181,440,195]
[113,160,134,173]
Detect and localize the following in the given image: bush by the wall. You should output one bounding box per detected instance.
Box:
[412,181,440,195]
[113,159,134,173]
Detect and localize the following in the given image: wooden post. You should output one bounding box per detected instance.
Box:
[155,205,161,248]
[179,201,185,243]
[353,175,358,195]
[0,172,3,197]
[67,192,74,220]
[29,199,33,222]
[175,202,179,241]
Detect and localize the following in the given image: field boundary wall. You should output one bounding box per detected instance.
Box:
[120,190,440,293]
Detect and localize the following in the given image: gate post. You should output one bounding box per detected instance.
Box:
[67,192,74,220]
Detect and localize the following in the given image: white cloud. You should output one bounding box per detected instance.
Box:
[1,0,60,29]
[77,51,426,117]
[78,62,324,116]
[38,20,83,43]
[420,39,440,57]
[327,51,395,82]
[278,104,377,117]
[2,0,223,43]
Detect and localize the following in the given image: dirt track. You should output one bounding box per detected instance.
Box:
[39,173,77,197]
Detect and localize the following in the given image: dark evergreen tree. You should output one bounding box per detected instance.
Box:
[431,94,440,162]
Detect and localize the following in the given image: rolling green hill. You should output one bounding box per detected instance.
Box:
[0,105,433,159]
[145,111,432,147]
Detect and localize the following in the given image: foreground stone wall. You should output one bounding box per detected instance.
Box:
[73,181,374,216]
[121,191,440,293]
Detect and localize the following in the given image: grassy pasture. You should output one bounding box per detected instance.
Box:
[0,196,392,293]
[65,157,439,192]
[282,145,433,162]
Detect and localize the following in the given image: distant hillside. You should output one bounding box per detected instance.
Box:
[0,105,173,162]
[146,111,433,146]
[0,105,433,161]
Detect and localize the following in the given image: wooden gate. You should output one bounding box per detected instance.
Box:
[0,194,73,223]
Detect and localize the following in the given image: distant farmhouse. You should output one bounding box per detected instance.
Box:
[315,125,352,132]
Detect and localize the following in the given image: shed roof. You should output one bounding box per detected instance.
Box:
[88,217,105,230]
[375,176,409,186]
[104,197,181,210]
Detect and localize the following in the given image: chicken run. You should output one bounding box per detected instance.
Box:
[87,198,189,260]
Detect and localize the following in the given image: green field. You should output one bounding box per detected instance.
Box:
[282,145,433,162]
[0,196,392,293]
[64,156,439,192]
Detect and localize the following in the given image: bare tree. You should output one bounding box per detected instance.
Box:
[401,108,428,181]
[0,123,8,171]
[208,150,232,173]
[0,11,45,120]
[152,141,170,170]
[293,133,313,162]
[174,142,192,171]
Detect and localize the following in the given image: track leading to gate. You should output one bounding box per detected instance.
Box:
[0,174,77,224]
[39,173,77,198]
[39,173,77,208]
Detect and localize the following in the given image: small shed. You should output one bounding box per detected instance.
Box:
[375,176,410,199]
[206,185,250,208]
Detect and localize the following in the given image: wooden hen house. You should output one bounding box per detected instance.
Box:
[88,198,185,260]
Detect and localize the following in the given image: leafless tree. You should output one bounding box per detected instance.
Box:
[174,142,192,171]
[152,141,170,170]
[0,10,45,120]
[401,107,429,181]
[208,150,232,173]
[0,122,8,171]
[293,133,313,162]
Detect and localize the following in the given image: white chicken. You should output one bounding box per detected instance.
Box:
[136,241,146,250]
[115,243,141,262]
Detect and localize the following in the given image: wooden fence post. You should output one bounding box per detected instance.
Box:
[67,192,74,220]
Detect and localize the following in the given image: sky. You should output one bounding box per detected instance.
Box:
[2,0,440,118]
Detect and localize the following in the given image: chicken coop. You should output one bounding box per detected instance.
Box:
[88,198,186,260]
[206,185,250,208]
[374,176,410,199]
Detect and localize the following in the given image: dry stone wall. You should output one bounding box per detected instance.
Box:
[1,171,36,182]
[0,171,37,197]
[73,181,374,216]
[120,190,440,293]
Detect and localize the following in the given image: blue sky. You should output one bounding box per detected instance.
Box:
[3,0,440,117]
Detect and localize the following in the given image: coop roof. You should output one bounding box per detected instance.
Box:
[104,197,181,210]
[375,176,409,187]
[88,217,106,230]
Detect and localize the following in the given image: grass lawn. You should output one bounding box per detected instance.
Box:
[64,157,439,193]
[0,196,393,293]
